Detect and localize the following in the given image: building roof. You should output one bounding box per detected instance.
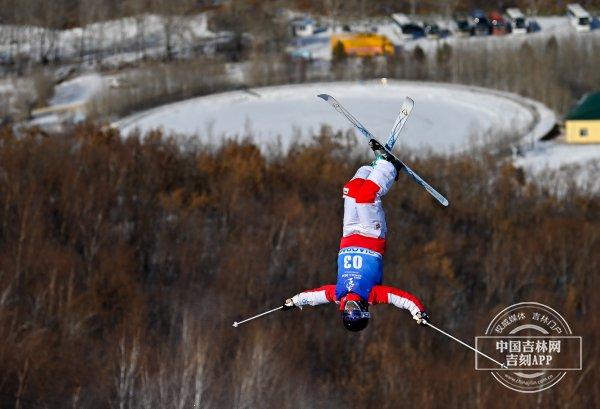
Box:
[566,92,600,120]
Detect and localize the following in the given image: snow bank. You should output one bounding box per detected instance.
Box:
[515,142,600,192]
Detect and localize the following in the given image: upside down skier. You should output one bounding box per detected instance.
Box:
[283,148,430,332]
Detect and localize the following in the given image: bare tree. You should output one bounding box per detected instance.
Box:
[152,0,194,61]
[124,0,150,59]
[440,0,461,20]
[114,335,140,409]
[323,0,342,31]
[526,0,545,15]
[410,0,418,17]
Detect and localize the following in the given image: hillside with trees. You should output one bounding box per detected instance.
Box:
[0,125,597,408]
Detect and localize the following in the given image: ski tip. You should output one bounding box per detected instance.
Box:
[232,322,239,328]
[401,97,415,113]
[399,97,414,116]
[440,198,449,207]
[317,94,330,101]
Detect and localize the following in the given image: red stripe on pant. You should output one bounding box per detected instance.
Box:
[344,178,366,198]
[354,180,380,204]
[340,234,386,255]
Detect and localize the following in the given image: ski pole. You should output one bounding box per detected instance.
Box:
[233,306,283,328]
[423,321,508,369]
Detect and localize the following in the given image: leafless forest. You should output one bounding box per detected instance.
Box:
[0,125,597,408]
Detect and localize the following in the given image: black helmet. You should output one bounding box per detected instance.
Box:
[341,300,370,332]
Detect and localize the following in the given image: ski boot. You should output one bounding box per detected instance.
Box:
[368,139,404,180]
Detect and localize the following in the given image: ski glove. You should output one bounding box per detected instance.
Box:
[282,298,295,310]
[413,311,430,326]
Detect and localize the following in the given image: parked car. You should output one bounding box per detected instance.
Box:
[567,3,591,32]
[470,10,491,36]
[527,19,542,33]
[505,8,528,35]
[400,23,425,40]
[424,22,441,39]
[391,13,425,40]
[489,11,508,35]
[454,14,472,36]
[439,27,452,38]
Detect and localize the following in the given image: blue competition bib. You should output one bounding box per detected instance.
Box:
[336,247,383,301]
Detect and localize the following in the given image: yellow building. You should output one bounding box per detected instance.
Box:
[565,92,600,143]
[331,33,395,57]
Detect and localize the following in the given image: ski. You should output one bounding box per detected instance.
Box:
[316,94,449,207]
[385,97,414,151]
[317,93,377,139]
[369,139,449,206]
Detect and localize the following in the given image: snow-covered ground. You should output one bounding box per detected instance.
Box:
[515,141,600,193]
[0,13,220,66]
[28,73,114,128]
[50,73,106,106]
[115,80,549,155]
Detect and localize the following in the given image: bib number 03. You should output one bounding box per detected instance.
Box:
[343,255,363,269]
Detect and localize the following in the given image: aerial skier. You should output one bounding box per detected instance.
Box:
[282,152,429,331]
[233,95,508,368]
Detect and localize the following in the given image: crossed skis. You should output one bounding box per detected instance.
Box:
[316,94,449,207]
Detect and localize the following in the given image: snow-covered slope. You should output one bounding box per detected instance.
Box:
[0,13,218,66]
[116,80,548,155]
[50,74,106,106]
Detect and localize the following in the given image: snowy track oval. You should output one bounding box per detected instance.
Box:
[116,80,554,155]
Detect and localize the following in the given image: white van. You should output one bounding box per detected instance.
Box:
[567,4,591,32]
[505,8,527,35]
[391,13,425,41]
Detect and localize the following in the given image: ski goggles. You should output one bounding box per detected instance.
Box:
[343,301,371,320]
[343,310,371,320]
